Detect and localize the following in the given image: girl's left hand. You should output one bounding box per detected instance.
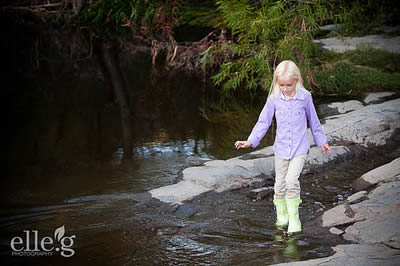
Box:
[321,143,331,154]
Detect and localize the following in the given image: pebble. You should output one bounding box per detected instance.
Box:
[329,227,344,235]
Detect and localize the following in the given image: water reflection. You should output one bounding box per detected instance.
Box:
[5,51,399,265]
[2,145,399,265]
[273,233,300,261]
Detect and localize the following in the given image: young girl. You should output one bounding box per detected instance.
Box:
[235,60,331,233]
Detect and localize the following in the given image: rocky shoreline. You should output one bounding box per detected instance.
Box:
[150,92,400,204]
[276,156,400,265]
[313,25,400,53]
[148,92,400,265]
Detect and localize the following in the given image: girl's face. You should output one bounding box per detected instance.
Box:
[277,75,297,97]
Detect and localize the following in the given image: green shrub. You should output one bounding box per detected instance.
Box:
[201,0,336,98]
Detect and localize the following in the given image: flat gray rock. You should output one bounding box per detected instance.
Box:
[288,156,400,265]
[150,180,210,204]
[322,203,367,228]
[305,146,352,167]
[364,92,396,104]
[319,100,364,117]
[319,24,343,31]
[150,98,400,204]
[322,99,400,147]
[322,180,400,228]
[275,244,400,266]
[329,227,344,235]
[313,35,400,53]
[344,208,400,244]
[322,159,400,228]
[346,190,368,204]
[355,157,400,186]
[150,145,353,204]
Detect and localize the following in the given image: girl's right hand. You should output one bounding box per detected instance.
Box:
[234,141,252,149]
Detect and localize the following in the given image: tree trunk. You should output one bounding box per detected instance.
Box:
[97,40,133,159]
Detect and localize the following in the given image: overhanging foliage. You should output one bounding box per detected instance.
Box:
[201,0,338,97]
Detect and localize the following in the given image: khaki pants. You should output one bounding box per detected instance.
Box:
[274,153,307,200]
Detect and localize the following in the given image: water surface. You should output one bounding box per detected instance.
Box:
[3,56,398,265]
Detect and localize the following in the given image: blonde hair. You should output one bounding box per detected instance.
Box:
[268,60,305,98]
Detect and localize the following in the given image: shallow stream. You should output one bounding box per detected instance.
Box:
[2,55,399,265]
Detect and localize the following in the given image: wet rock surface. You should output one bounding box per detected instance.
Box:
[277,244,400,266]
[363,92,397,104]
[279,155,400,265]
[145,144,400,265]
[352,157,400,191]
[322,98,400,147]
[150,95,400,204]
[145,93,400,264]
[319,100,364,117]
[6,131,397,266]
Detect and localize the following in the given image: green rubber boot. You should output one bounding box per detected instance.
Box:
[273,199,289,228]
[286,198,302,233]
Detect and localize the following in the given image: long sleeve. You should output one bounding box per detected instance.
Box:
[305,93,327,147]
[247,97,275,148]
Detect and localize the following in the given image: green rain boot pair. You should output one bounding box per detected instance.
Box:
[273,198,302,233]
